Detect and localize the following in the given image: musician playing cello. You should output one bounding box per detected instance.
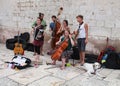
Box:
[52,30,74,70]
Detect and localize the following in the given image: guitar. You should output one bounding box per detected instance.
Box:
[14,31,24,55]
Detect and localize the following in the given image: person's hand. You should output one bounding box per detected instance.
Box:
[74,30,78,35]
[56,28,61,34]
[85,38,88,44]
[31,30,34,35]
[69,34,72,38]
[56,42,60,45]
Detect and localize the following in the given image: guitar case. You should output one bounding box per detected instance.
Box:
[26,43,34,52]
[6,38,27,50]
[14,32,30,42]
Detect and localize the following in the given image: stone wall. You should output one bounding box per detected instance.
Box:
[0,0,120,54]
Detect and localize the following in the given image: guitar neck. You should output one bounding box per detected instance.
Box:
[18,31,20,43]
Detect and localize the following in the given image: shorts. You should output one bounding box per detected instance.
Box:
[77,38,86,52]
[34,46,40,54]
[61,50,73,59]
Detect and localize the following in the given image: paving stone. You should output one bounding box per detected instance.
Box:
[98,68,114,77]
[8,67,51,85]
[104,70,120,81]
[107,79,120,86]
[28,76,65,86]
[0,69,17,78]
[0,77,23,86]
[0,44,120,86]
[61,75,109,86]
[46,66,85,80]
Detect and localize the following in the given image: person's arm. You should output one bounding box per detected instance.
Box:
[32,21,37,28]
[56,37,62,45]
[42,20,47,30]
[84,23,88,44]
[57,25,63,34]
[69,34,75,46]
[74,29,79,40]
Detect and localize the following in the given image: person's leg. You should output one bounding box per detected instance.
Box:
[34,54,40,68]
[80,38,86,65]
[34,53,37,65]
[36,54,40,65]
[40,45,44,56]
[61,58,66,70]
[52,60,56,65]
[60,51,67,70]
[81,51,85,65]
[79,52,82,63]
[78,39,82,63]
[34,46,40,68]
[33,46,36,56]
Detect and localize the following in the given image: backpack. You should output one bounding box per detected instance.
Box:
[70,46,79,60]
[101,50,120,69]
[97,46,116,62]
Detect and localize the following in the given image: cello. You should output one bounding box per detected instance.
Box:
[51,30,76,61]
[51,7,63,49]
[51,38,69,61]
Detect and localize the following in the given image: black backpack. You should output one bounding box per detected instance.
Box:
[102,51,120,69]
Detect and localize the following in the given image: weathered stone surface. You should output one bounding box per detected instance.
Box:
[0,0,120,53]
[8,67,51,85]
[0,44,120,86]
[28,76,65,86]
[61,75,109,86]
[0,77,23,86]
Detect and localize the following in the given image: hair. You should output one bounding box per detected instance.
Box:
[51,15,57,19]
[64,29,70,35]
[37,17,41,21]
[63,20,68,26]
[60,7,63,10]
[39,13,42,17]
[41,13,44,16]
[76,15,83,19]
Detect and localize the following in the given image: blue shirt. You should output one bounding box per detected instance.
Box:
[50,22,55,31]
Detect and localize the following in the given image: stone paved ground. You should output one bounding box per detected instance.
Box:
[0,44,120,86]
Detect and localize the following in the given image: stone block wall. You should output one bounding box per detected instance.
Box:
[0,0,120,54]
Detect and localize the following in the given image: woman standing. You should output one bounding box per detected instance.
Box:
[33,17,44,68]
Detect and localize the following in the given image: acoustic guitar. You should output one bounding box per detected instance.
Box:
[14,31,24,55]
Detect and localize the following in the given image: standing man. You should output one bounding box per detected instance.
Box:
[40,13,47,30]
[75,15,88,65]
[49,15,60,50]
[32,13,47,30]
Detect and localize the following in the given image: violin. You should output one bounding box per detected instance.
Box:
[14,31,24,55]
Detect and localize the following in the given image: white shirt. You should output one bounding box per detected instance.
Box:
[77,23,86,39]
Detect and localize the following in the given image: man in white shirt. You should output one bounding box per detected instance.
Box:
[75,15,88,65]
